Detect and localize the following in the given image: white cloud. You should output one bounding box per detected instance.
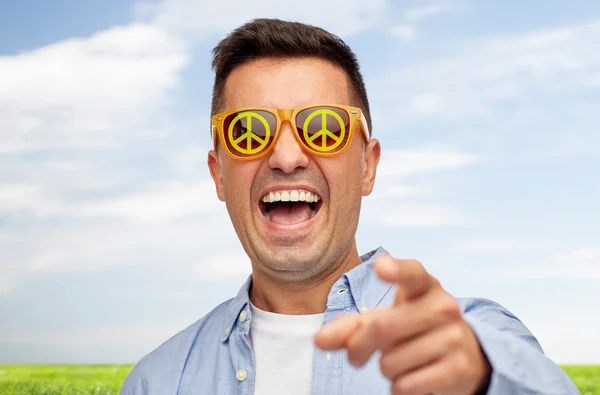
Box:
[540,128,600,159]
[363,203,468,227]
[361,146,476,227]
[371,184,429,199]
[0,24,189,153]
[403,3,454,21]
[0,184,47,215]
[486,248,600,279]
[0,205,241,297]
[0,154,139,197]
[137,0,388,39]
[0,324,187,363]
[556,248,600,262]
[377,146,479,178]
[2,324,181,347]
[196,251,252,280]
[74,180,219,222]
[0,210,233,273]
[525,322,600,364]
[373,19,600,120]
[390,1,460,42]
[168,143,212,178]
[0,22,208,291]
[0,179,219,222]
[389,25,416,41]
[449,237,560,253]
[0,278,9,294]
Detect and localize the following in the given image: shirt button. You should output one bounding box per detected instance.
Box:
[236,369,248,381]
[239,310,247,322]
[360,305,369,314]
[224,327,230,336]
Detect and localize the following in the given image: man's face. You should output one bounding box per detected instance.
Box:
[208,57,380,282]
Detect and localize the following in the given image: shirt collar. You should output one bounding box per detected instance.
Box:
[221,246,394,342]
[343,247,395,314]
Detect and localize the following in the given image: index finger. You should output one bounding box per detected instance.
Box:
[374,256,435,304]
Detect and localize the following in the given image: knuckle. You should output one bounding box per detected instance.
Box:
[372,316,389,338]
[447,323,465,348]
[379,354,393,378]
[435,293,461,317]
[413,259,426,274]
[392,377,412,395]
[453,352,470,377]
[406,258,422,266]
[404,259,425,275]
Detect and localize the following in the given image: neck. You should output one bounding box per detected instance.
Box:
[249,242,362,315]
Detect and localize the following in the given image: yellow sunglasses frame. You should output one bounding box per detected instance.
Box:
[211,103,371,161]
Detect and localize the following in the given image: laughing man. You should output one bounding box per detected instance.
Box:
[121,18,578,395]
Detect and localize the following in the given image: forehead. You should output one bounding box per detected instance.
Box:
[222,57,352,110]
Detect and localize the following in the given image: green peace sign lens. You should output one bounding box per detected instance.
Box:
[224,110,277,157]
[296,107,351,153]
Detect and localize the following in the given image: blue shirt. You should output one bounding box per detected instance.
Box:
[121,247,578,394]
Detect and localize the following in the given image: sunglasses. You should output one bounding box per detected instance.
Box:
[211,104,370,160]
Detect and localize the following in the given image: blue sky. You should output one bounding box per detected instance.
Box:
[0,0,599,365]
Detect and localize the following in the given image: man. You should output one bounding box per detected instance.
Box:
[121,18,578,395]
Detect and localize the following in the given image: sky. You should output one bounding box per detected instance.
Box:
[0,0,599,365]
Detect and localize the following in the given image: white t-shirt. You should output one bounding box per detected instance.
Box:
[248,302,325,395]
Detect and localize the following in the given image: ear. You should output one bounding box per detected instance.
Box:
[208,150,226,201]
[361,138,381,196]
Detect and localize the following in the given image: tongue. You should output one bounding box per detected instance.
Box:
[269,202,312,225]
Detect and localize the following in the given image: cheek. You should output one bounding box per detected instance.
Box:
[222,162,258,204]
[321,157,363,202]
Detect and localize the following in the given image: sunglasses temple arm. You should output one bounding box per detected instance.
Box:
[360,117,370,141]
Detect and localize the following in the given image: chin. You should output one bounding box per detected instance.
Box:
[255,244,326,272]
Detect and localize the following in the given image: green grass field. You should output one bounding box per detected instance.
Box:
[0,364,598,394]
[562,365,600,395]
[0,365,131,395]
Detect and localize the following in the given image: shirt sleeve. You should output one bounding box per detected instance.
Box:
[119,366,147,395]
[462,298,579,395]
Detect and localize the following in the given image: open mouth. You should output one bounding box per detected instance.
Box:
[258,189,323,225]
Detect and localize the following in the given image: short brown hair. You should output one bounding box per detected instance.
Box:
[210,18,372,135]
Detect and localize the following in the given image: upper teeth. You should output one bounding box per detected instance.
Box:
[261,190,320,203]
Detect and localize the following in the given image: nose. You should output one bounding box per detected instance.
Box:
[267,121,309,173]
